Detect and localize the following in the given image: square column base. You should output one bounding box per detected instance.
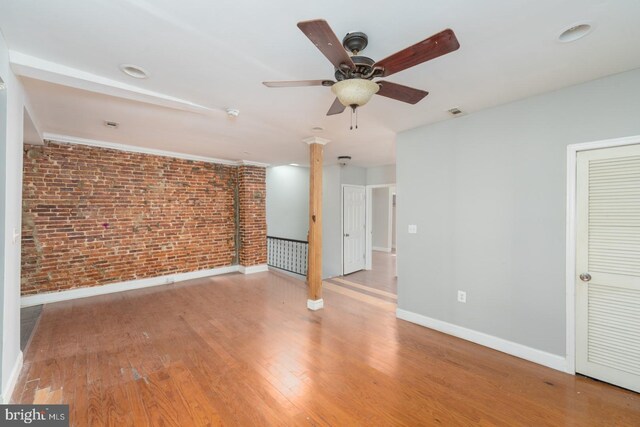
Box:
[307,299,324,311]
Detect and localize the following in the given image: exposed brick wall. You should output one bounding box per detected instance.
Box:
[238,166,267,267]
[21,142,266,296]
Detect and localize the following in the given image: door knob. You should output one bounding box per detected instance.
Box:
[344,233,350,237]
[579,273,592,282]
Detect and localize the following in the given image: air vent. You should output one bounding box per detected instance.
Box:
[104,121,119,129]
[448,107,464,117]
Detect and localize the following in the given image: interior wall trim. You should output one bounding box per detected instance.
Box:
[396,308,569,373]
[564,133,640,375]
[238,264,269,274]
[20,265,240,307]
[1,351,23,404]
[41,133,268,167]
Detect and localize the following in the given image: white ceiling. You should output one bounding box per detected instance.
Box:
[1,0,640,166]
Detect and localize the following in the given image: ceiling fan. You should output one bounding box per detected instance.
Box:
[263,19,460,124]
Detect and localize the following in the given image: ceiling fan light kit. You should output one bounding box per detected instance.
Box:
[331,79,379,108]
[263,19,460,128]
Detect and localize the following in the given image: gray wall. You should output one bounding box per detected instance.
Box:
[372,187,390,249]
[323,165,366,278]
[322,165,342,278]
[266,166,309,241]
[397,68,640,357]
[366,164,396,185]
[265,161,379,279]
[391,191,396,249]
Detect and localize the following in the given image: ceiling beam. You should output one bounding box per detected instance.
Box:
[10,51,216,116]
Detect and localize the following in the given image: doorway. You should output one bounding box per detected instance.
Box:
[569,137,640,392]
[342,185,366,275]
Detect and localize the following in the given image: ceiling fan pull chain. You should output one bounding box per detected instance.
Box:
[350,108,353,130]
[356,107,358,129]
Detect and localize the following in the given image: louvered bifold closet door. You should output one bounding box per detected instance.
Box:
[576,143,640,392]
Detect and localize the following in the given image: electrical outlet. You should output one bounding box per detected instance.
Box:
[457,290,467,303]
[408,224,417,234]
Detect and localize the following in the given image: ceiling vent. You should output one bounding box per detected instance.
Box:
[104,121,119,129]
[447,107,464,117]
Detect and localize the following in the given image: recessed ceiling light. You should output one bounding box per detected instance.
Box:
[558,23,593,43]
[311,126,324,132]
[226,108,240,117]
[289,163,300,166]
[119,64,148,79]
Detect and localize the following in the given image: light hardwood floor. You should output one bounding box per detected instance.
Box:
[343,250,397,294]
[13,271,640,426]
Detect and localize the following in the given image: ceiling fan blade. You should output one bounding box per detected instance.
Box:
[375,29,460,77]
[263,80,333,88]
[327,97,346,115]
[297,19,355,71]
[376,81,429,104]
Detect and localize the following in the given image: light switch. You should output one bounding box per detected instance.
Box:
[408,224,417,234]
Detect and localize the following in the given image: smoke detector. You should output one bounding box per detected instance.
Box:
[338,155,352,167]
[226,108,240,117]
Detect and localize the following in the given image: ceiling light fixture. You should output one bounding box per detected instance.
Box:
[337,155,352,167]
[311,126,324,133]
[558,23,593,43]
[289,163,300,166]
[226,108,240,117]
[332,79,379,108]
[331,79,379,130]
[119,64,148,79]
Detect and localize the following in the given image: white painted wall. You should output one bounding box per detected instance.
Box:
[266,166,309,241]
[0,31,27,402]
[397,68,640,359]
[372,187,390,250]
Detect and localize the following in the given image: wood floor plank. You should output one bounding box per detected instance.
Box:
[12,271,640,426]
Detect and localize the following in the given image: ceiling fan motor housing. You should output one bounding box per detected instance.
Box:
[335,55,382,81]
[343,31,368,54]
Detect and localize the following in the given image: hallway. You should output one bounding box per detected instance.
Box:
[325,250,397,309]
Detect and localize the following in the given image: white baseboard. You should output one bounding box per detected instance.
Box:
[373,246,392,253]
[396,308,568,373]
[239,264,269,274]
[307,299,324,311]
[2,351,23,403]
[21,265,239,307]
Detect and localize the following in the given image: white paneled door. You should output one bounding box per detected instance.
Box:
[343,185,366,275]
[576,143,640,392]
